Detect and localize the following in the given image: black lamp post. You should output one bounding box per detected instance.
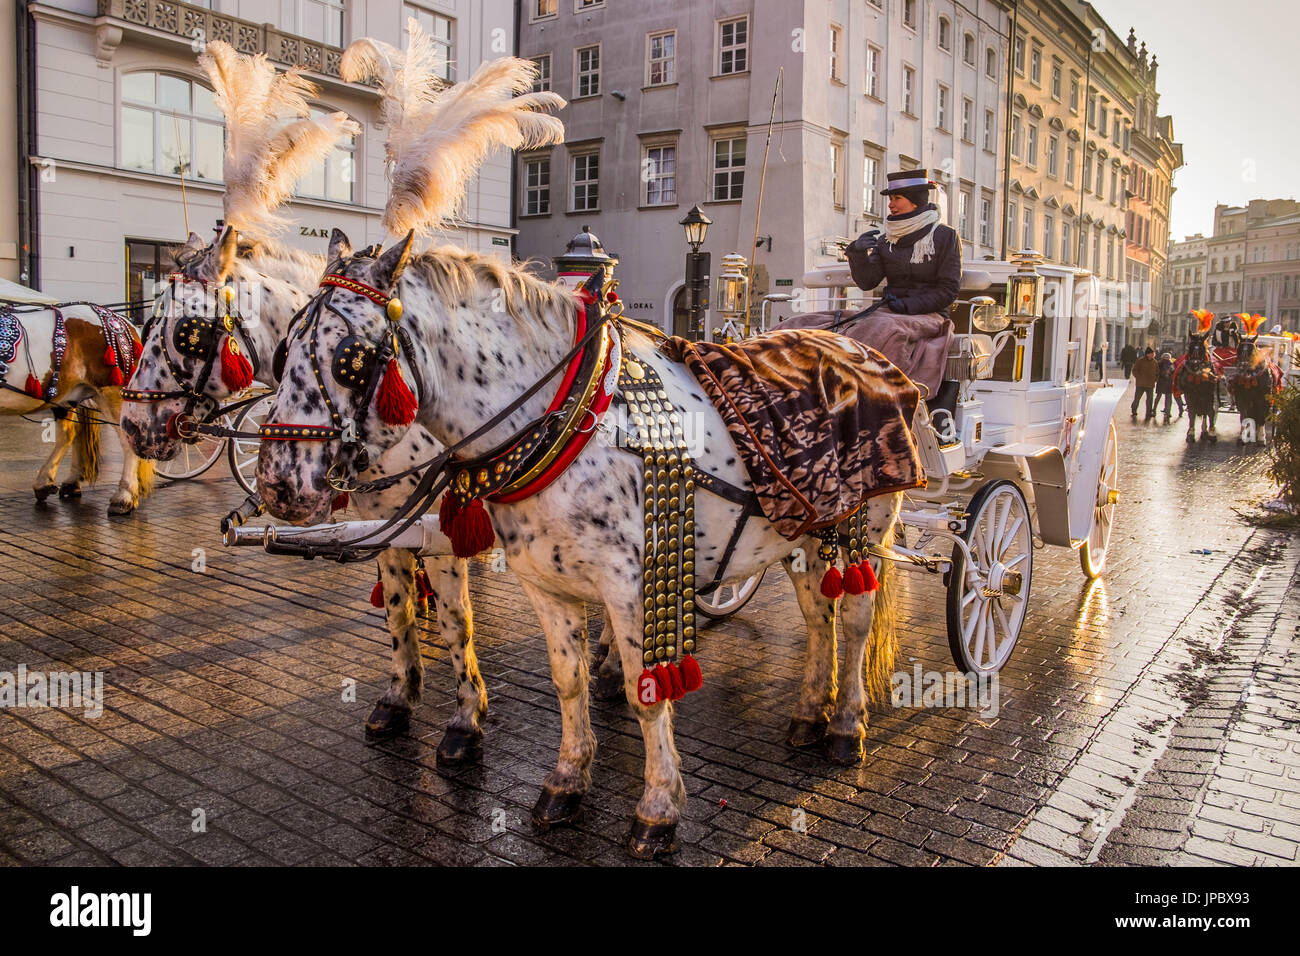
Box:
[680,203,712,338]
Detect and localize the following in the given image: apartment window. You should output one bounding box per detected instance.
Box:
[1007,200,1018,245]
[1062,222,1072,264]
[522,156,550,215]
[1051,63,1062,100]
[980,197,992,246]
[830,25,843,81]
[405,6,454,81]
[718,17,749,74]
[1027,122,1038,167]
[293,0,344,47]
[986,47,998,79]
[961,98,973,142]
[863,153,881,215]
[647,31,676,86]
[959,190,972,241]
[1083,153,1093,189]
[1010,112,1023,159]
[963,33,976,66]
[571,151,599,211]
[530,54,552,93]
[865,45,882,99]
[983,109,994,152]
[1022,205,1034,250]
[1107,236,1115,278]
[712,136,745,201]
[119,72,224,182]
[1070,76,1080,111]
[937,84,949,131]
[532,0,557,18]
[1095,161,1104,196]
[296,106,357,202]
[1065,145,1076,185]
[902,66,916,115]
[1013,35,1025,74]
[1029,45,1042,85]
[642,144,676,206]
[904,0,916,29]
[1110,167,1118,204]
[938,17,951,51]
[1047,135,1059,177]
[575,45,600,97]
[1044,214,1055,259]
[1113,110,1121,146]
[1099,102,1108,137]
[831,141,845,209]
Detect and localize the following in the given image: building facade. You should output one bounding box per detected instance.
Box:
[515,0,1012,335]
[1162,232,1204,343]
[23,0,517,306]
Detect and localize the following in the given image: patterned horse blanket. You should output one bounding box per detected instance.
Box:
[661,329,925,540]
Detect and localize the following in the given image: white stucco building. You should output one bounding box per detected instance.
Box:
[23,0,517,314]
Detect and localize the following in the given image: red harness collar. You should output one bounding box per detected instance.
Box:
[319,274,390,305]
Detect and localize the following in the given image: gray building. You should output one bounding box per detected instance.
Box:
[515,0,1012,334]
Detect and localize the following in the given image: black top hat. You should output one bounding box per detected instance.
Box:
[881,169,938,195]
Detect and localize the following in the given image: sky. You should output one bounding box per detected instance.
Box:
[1087,0,1300,240]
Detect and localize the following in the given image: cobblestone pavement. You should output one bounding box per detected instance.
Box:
[0,386,1296,867]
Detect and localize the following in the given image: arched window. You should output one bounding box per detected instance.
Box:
[119,71,224,181]
[964,33,976,66]
[296,106,358,203]
[985,48,997,78]
[938,17,951,51]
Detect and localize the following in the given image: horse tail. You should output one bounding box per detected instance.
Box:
[865,519,899,706]
[136,456,156,500]
[72,406,101,486]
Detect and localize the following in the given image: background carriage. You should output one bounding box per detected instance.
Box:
[699,250,1123,675]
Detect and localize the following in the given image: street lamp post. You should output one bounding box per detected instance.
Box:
[680,203,712,339]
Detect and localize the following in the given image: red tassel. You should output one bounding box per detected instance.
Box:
[220,336,254,392]
[653,665,674,703]
[860,561,879,592]
[103,345,117,367]
[376,358,418,426]
[369,580,384,608]
[109,366,124,386]
[447,497,494,558]
[843,564,866,595]
[820,565,844,600]
[637,668,660,705]
[24,373,41,398]
[330,492,349,512]
[663,663,683,700]
[438,492,460,531]
[680,654,703,692]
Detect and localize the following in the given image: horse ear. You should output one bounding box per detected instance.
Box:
[213,225,239,282]
[183,232,205,254]
[376,230,414,290]
[328,228,353,262]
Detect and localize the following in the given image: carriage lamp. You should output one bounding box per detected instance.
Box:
[969,295,1007,333]
[717,254,750,323]
[1005,249,1045,380]
[680,204,712,253]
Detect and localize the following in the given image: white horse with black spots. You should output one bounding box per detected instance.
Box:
[254,231,902,858]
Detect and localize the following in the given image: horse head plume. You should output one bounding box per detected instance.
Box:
[1238,313,1266,337]
[198,40,360,237]
[341,18,567,236]
[1190,309,1214,335]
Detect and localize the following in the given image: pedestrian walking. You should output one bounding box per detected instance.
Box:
[1156,351,1177,422]
[1120,342,1138,380]
[1093,347,1104,378]
[1131,347,1159,421]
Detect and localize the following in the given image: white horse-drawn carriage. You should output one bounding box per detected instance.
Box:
[698,250,1124,675]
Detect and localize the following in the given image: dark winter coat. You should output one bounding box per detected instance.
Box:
[845,206,962,315]
[1132,354,1160,389]
[1157,357,1175,394]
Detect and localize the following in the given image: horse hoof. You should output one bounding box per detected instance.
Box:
[364,702,411,740]
[627,818,679,859]
[435,726,483,766]
[825,731,865,766]
[33,484,56,502]
[531,786,585,829]
[107,500,134,516]
[591,671,625,701]
[1185,435,1195,444]
[58,483,81,499]
[786,717,828,749]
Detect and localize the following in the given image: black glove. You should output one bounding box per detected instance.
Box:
[880,293,907,313]
[851,229,882,253]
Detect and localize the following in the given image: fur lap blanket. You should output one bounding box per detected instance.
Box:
[660,329,925,540]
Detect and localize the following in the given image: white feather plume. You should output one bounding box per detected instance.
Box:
[342,20,567,236]
[198,41,360,236]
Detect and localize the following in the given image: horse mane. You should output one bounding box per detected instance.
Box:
[341,20,566,236]
[198,40,358,237]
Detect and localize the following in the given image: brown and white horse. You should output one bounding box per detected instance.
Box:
[1228,313,1282,446]
[1,300,154,513]
[1175,310,1221,444]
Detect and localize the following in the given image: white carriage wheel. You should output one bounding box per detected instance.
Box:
[695,569,766,622]
[945,480,1033,674]
[1079,420,1118,579]
[154,420,225,482]
[227,392,274,496]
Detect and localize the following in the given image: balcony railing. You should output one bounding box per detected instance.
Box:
[96,0,363,85]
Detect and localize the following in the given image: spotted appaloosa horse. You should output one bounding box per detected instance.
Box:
[0,302,155,513]
[254,230,902,858]
[119,226,492,761]
[1228,316,1282,446]
[1175,325,1221,444]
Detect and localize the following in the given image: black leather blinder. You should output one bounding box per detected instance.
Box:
[174,315,216,359]
[332,335,378,393]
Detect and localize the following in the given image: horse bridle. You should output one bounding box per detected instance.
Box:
[121,273,262,438]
